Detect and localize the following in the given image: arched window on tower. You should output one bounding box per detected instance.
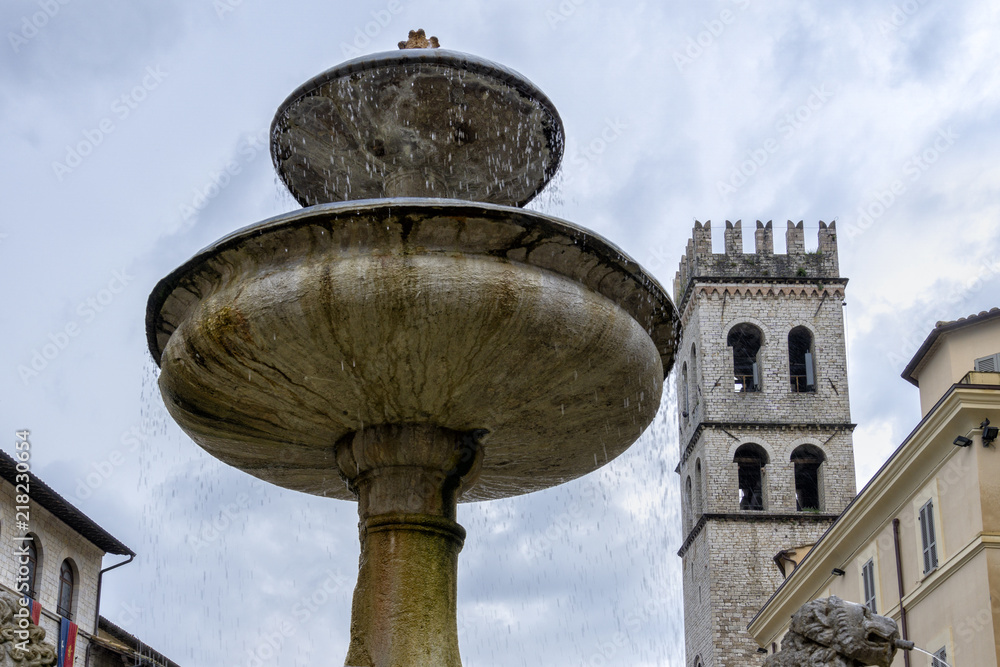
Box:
[734,443,768,510]
[792,445,824,511]
[685,476,693,532]
[681,362,690,420]
[788,326,816,392]
[728,324,763,392]
[58,560,75,619]
[690,344,699,410]
[694,458,703,517]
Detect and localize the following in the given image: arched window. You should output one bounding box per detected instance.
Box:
[681,362,690,419]
[694,458,703,517]
[685,476,693,532]
[788,326,816,392]
[694,656,704,667]
[25,539,39,599]
[690,344,699,409]
[58,560,75,619]
[734,443,768,510]
[728,324,763,392]
[791,445,824,511]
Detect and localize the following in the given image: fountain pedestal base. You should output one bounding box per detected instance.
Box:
[336,425,482,667]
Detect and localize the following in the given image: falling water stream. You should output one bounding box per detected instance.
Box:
[908,646,950,666]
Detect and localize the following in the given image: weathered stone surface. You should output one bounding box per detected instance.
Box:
[398,29,440,49]
[147,199,677,501]
[764,596,902,667]
[270,49,564,207]
[337,425,479,666]
[0,593,56,667]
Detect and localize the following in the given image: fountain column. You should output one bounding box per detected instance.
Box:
[336,425,483,666]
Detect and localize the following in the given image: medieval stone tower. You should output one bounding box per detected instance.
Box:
[674,220,857,666]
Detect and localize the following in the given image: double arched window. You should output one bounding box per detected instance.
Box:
[734,443,768,510]
[728,325,762,392]
[727,324,821,394]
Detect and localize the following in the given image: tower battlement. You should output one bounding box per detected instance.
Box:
[674,220,840,305]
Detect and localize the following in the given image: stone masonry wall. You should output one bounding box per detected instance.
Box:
[676,285,852,451]
[690,518,838,666]
[0,477,105,666]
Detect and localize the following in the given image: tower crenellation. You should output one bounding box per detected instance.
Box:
[674,220,840,306]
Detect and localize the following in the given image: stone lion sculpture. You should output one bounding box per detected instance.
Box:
[764,596,911,667]
[0,592,57,667]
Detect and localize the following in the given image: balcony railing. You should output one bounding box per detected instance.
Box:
[790,375,815,392]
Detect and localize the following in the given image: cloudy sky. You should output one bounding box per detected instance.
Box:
[3,0,999,665]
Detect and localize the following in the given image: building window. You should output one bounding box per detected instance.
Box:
[932,647,947,667]
[728,324,763,392]
[25,539,39,599]
[974,352,999,372]
[919,499,938,574]
[694,657,703,667]
[788,326,816,392]
[734,443,768,510]
[791,445,823,511]
[861,558,877,613]
[58,560,75,619]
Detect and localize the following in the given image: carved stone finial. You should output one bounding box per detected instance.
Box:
[398,29,440,49]
[764,596,905,667]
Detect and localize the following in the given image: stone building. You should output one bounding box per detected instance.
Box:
[0,449,179,666]
[749,308,1000,666]
[674,220,857,666]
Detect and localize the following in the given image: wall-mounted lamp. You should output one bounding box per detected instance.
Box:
[981,419,998,446]
[831,568,845,576]
[953,436,973,447]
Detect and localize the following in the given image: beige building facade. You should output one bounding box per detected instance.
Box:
[749,308,1000,666]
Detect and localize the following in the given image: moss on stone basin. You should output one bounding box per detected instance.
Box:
[146,198,677,501]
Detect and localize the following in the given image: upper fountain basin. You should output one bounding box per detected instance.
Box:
[147,199,676,501]
[270,49,564,208]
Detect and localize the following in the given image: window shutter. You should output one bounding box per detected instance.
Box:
[974,353,999,372]
[804,351,815,386]
[862,559,876,613]
[919,500,938,573]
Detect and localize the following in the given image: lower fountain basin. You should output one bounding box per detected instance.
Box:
[146,199,677,501]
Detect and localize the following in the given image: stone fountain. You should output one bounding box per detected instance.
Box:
[764,597,915,667]
[146,32,678,666]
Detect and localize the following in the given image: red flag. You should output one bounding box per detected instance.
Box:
[27,599,41,626]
